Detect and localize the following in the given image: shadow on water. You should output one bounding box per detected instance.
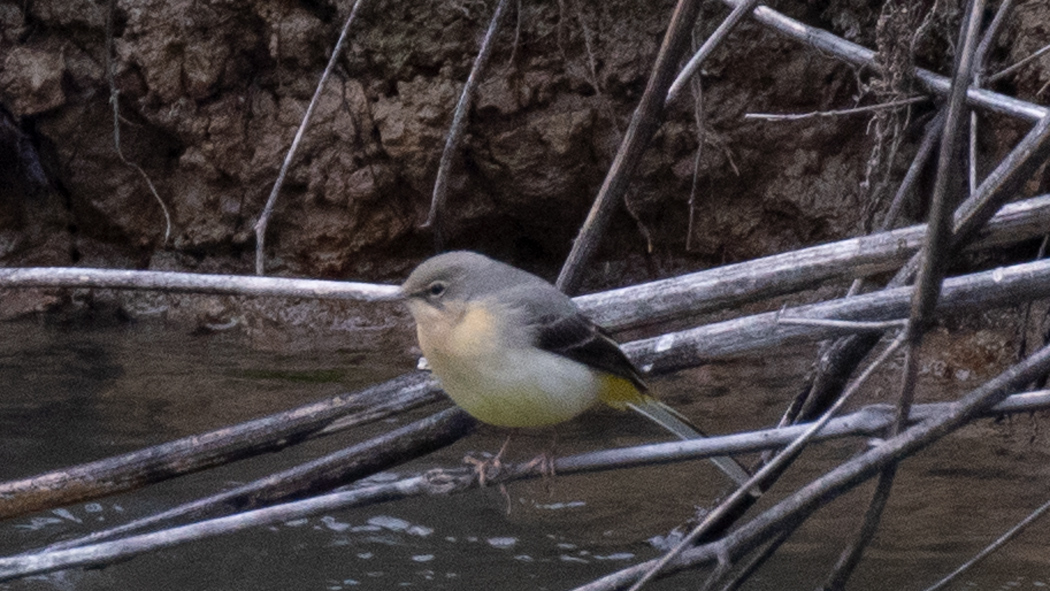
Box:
[1,316,1049,590]
[0,326,124,477]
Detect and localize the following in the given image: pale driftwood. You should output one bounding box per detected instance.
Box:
[556,0,702,294]
[719,0,1048,122]
[38,407,474,553]
[4,390,1050,584]
[580,193,1050,330]
[800,111,1050,419]
[574,343,1050,591]
[253,0,369,275]
[626,257,1050,374]
[0,372,440,520]
[0,268,401,301]
[3,194,1050,328]
[629,334,905,591]
[5,252,1050,522]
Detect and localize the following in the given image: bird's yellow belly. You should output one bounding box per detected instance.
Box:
[415,301,602,427]
[432,346,601,427]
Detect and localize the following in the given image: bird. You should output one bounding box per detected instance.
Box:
[400,250,753,490]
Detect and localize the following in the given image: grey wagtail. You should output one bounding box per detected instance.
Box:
[401,251,753,489]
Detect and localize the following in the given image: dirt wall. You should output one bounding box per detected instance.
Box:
[0,0,1046,293]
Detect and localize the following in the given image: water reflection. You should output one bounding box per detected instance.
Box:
[1,316,1049,590]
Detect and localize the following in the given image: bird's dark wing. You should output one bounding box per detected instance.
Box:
[533,312,648,391]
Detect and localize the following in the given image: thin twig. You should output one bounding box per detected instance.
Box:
[556,0,702,294]
[105,0,171,245]
[0,267,402,301]
[744,96,929,122]
[4,195,1050,327]
[968,0,1013,197]
[988,42,1050,84]
[253,0,368,275]
[972,0,1014,81]
[823,462,899,590]
[879,111,946,232]
[666,0,761,106]
[503,0,522,71]
[715,528,794,591]
[923,497,1050,591]
[685,29,704,253]
[424,0,513,246]
[571,0,603,98]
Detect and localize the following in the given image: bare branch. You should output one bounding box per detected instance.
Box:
[0,267,402,301]
[923,497,1050,591]
[557,0,702,294]
[988,42,1050,84]
[744,96,928,122]
[424,0,514,243]
[666,0,762,106]
[253,0,369,275]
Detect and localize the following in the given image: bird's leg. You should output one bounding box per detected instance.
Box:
[523,431,557,493]
[464,433,513,487]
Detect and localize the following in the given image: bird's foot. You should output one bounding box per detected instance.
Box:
[463,435,512,487]
[523,451,557,495]
[522,452,556,478]
[463,453,504,487]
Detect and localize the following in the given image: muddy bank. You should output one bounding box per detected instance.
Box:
[1,0,1048,324]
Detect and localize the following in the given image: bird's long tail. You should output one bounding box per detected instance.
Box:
[628,396,760,498]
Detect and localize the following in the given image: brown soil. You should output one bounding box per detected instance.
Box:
[0,0,1046,320]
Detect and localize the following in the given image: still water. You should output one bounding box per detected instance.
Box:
[1,312,1049,590]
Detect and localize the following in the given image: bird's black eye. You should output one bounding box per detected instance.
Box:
[427,281,447,298]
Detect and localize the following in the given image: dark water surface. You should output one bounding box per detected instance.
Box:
[1,316,1049,590]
